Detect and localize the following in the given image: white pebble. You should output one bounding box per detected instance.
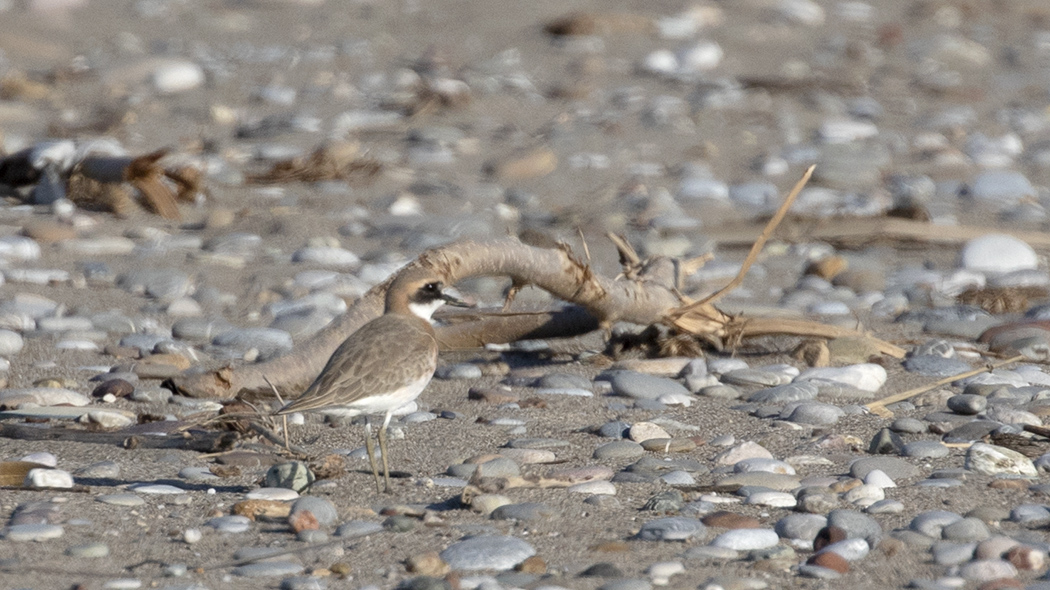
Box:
[26,468,74,489]
[183,528,202,544]
[960,234,1037,274]
[245,487,300,501]
[152,60,205,94]
[642,50,678,75]
[20,451,57,467]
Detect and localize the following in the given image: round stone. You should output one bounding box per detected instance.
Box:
[439,535,536,571]
[636,517,706,542]
[710,528,779,550]
[960,234,1037,274]
[594,440,645,460]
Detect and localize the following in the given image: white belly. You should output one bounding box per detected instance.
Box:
[318,375,431,418]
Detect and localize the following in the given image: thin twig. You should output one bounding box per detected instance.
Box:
[577,226,591,265]
[264,374,291,452]
[864,354,1026,418]
[696,164,814,308]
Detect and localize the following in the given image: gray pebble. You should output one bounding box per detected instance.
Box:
[903,355,972,378]
[930,541,976,565]
[291,497,338,526]
[599,421,630,439]
[231,562,305,577]
[435,363,483,380]
[910,511,963,538]
[4,523,64,541]
[205,516,251,534]
[775,514,827,542]
[594,440,645,460]
[748,382,819,404]
[941,517,989,542]
[439,535,536,571]
[782,402,844,425]
[335,520,383,538]
[281,577,328,590]
[636,517,706,541]
[947,394,986,415]
[902,441,950,459]
[610,372,689,400]
[889,418,926,434]
[849,457,920,480]
[827,509,882,546]
[1010,504,1050,528]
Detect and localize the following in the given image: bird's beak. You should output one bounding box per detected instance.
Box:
[441,287,473,308]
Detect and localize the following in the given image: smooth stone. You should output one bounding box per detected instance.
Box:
[942,517,990,542]
[715,472,800,491]
[290,497,338,526]
[710,528,779,550]
[911,511,964,538]
[205,515,252,534]
[568,480,617,495]
[25,468,74,488]
[782,402,844,425]
[636,517,706,541]
[439,535,537,571]
[849,457,920,480]
[264,461,316,492]
[66,542,111,558]
[958,559,1017,582]
[599,421,630,439]
[960,234,1037,273]
[1011,504,1050,528]
[610,372,689,400]
[746,491,796,508]
[827,510,882,546]
[775,514,827,542]
[748,382,819,404]
[966,443,1037,476]
[129,484,186,495]
[232,562,305,577]
[902,441,950,459]
[97,494,145,507]
[715,442,773,465]
[816,538,870,561]
[594,440,645,460]
[734,458,796,475]
[904,355,973,378]
[947,394,987,415]
[335,521,383,538]
[505,438,570,449]
[628,422,671,442]
[795,364,887,392]
[4,523,64,541]
[931,541,976,566]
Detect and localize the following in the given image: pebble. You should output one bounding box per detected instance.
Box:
[439,535,536,571]
[594,440,645,460]
[636,517,706,541]
[5,523,64,541]
[965,443,1037,476]
[610,372,690,400]
[795,364,887,392]
[710,528,779,550]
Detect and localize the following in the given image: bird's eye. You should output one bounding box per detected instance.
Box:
[424,282,441,292]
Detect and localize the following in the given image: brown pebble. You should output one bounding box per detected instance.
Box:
[829,478,862,493]
[92,379,134,398]
[468,387,518,404]
[808,551,850,574]
[405,551,450,576]
[988,479,1028,490]
[518,397,548,409]
[879,537,905,557]
[232,500,290,521]
[516,556,546,574]
[21,220,76,243]
[289,510,319,533]
[814,526,848,551]
[104,344,142,359]
[141,352,192,370]
[701,511,761,529]
[208,464,241,478]
[488,147,557,181]
[329,562,351,577]
[589,541,630,552]
[1006,545,1047,571]
[806,255,847,280]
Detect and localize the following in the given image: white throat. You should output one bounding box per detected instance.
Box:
[408,299,445,320]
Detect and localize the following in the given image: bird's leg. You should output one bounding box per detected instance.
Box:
[378,411,393,493]
[363,419,381,494]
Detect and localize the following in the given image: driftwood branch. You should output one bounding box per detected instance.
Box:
[169,166,905,400]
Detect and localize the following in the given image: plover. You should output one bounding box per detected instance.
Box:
[275,268,467,493]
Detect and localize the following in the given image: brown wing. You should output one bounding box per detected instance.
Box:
[275,315,437,414]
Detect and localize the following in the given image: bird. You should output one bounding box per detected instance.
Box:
[275,268,468,493]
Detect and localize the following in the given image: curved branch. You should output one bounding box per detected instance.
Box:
[170,238,681,399]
